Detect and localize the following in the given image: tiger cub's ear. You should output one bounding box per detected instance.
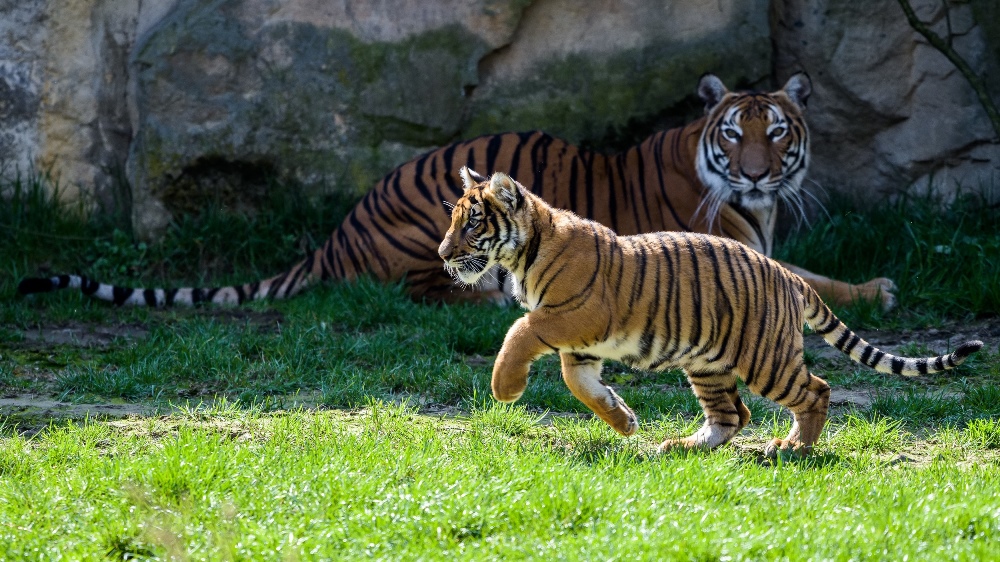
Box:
[460,167,486,191]
[488,172,521,208]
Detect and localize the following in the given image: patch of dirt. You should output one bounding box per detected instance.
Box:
[0,393,159,436]
[9,309,285,352]
[187,308,286,332]
[828,388,877,409]
[18,322,149,348]
[1,317,996,439]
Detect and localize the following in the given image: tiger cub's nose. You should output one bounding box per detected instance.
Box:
[438,239,453,261]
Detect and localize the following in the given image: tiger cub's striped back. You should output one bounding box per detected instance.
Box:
[440,169,982,456]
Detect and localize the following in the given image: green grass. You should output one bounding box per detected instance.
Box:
[775,189,1000,327]
[2,171,1000,558]
[1,402,999,560]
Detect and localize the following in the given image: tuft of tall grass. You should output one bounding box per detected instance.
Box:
[776,190,1000,326]
[1,169,359,293]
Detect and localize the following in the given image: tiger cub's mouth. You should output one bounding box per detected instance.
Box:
[443,256,489,285]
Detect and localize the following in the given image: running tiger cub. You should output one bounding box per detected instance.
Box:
[19,73,894,309]
[439,169,981,456]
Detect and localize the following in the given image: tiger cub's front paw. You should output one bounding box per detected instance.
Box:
[596,387,638,436]
[491,373,528,403]
[603,405,639,436]
[492,385,525,403]
[763,438,812,459]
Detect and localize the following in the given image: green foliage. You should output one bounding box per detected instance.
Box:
[776,190,1000,327]
[965,418,1000,449]
[1,169,357,294]
[870,390,969,426]
[830,414,908,453]
[85,229,149,278]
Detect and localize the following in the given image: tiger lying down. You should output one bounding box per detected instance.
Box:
[439,168,982,457]
[18,73,895,310]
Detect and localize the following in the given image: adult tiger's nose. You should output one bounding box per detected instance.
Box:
[741,167,768,184]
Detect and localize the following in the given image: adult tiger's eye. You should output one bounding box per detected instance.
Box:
[770,127,787,139]
[723,129,741,141]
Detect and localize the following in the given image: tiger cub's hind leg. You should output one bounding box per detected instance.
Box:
[658,372,750,452]
[761,371,831,458]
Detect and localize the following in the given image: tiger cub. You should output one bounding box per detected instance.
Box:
[439,168,982,456]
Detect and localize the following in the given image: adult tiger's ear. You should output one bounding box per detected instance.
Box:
[782,72,811,109]
[488,172,521,208]
[697,73,728,113]
[460,166,486,191]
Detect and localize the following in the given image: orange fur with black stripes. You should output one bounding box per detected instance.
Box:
[19,73,893,309]
[440,170,981,456]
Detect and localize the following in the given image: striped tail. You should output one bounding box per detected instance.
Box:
[16,249,326,307]
[802,285,983,376]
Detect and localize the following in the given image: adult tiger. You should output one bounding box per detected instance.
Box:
[19,73,895,309]
[438,168,981,456]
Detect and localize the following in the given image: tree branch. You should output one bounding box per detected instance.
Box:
[898,0,1000,140]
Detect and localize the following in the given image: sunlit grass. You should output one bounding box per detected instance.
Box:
[2,404,999,559]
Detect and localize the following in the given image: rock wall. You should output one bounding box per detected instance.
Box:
[0,0,43,180]
[126,0,771,236]
[0,0,179,210]
[127,0,526,234]
[772,0,1000,197]
[1,0,997,238]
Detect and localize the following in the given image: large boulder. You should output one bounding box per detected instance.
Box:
[4,0,995,239]
[772,0,1000,199]
[463,0,772,144]
[127,0,772,237]
[0,0,178,210]
[127,0,524,235]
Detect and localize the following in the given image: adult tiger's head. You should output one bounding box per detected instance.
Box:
[438,167,526,287]
[695,72,812,219]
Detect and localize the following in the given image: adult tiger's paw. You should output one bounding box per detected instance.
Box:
[859,277,897,311]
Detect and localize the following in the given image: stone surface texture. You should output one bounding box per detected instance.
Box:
[772,0,1000,197]
[1,0,179,210]
[1,0,997,238]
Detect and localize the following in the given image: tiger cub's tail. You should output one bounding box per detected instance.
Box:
[801,283,982,376]
[16,248,325,307]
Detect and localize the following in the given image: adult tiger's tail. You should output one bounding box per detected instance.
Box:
[801,283,982,375]
[16,247,328,307]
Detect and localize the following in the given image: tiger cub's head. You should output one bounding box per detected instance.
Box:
[438,167,527,287]
[695,72,811,217]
